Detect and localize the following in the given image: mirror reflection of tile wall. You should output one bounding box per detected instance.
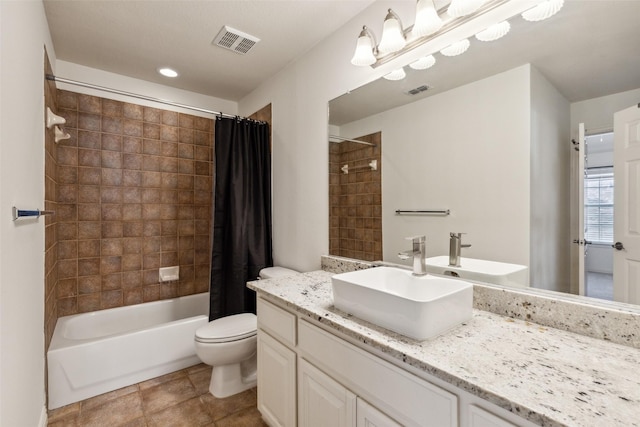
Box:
[329,132,382,261]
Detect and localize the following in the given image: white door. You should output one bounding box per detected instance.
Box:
[613,105,640,303]
[298,358,356,427]
[577,123,587,295]
[356,398,401,427]
[257,330,297,427]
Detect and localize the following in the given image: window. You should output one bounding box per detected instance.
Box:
[584,167,614,244]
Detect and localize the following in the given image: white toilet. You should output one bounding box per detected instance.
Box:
[194,266,297,398]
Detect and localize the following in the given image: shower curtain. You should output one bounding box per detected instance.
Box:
[209,116,273,320]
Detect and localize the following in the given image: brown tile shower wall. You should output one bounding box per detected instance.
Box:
[44,53,59,349]
[54,90,213,316]
[329,132,382,261]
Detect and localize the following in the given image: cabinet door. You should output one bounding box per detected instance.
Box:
[299,358,356,427]
[257,330,296,427]
[468,405,517,427]
[356,398,402,427]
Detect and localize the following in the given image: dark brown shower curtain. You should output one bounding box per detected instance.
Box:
[209,117,272,320]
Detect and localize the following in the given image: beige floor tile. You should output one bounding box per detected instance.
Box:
[186,363,210,376]
[138,369,188,391]
[77,392,144,427]
[146,397,212,427]
[214,407,268,427]
[141,377,197,414]
[81,384,139,412]
[188,367,212,395]
[199,388,257,421]
[48,414,79,427]
[48,402,80,423]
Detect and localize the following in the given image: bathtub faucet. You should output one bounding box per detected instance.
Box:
[398,235,427,276]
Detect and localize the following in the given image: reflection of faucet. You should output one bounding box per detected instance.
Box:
[398,235,427,276]
[449,232,471,267]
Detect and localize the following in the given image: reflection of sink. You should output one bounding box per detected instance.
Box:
[425,256,529,288]
[331,267,473,340]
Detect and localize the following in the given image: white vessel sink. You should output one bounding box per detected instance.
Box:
[424,256,529,288]
[331,267,473,341]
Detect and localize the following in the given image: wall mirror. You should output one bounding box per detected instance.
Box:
[328,1,640,305]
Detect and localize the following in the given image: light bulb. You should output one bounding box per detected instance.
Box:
[351,27,376,66]
[447,0,487,18]
[413,0,443,38]
[378,9,406,54]
[409,55,436,70]
[522,0,564,22]
[383,68,406,81]
[475,21,511,42]
[440,39,470,56]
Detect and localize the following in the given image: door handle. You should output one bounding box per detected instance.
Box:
[612,242,625,250]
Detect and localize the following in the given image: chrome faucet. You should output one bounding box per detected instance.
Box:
[398,235,427,276]
[449,232,471,267]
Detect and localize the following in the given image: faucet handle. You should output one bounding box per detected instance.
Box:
[450,232,466,238]
[405,235,426,243]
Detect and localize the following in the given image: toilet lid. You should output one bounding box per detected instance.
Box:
[195,313,257,343]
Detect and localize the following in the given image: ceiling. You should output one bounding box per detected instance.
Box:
[44,0,374,101]
[330,0,640,125]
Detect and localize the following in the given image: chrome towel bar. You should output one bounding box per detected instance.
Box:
[395,209,450,215]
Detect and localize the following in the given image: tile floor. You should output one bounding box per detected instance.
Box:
[47,364,268,427]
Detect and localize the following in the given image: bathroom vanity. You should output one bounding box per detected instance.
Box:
[248,260,640,427]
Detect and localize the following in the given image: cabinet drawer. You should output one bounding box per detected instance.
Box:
[298,320,457,427]
[257,297,296,347]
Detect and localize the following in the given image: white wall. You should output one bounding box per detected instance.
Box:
[0,1,55,425]
[338,65,532,268]
[529,66,571,292]
[571,87,640,136]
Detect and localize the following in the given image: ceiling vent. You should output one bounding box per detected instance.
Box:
[213,26,260,55]
[406,85,431,95]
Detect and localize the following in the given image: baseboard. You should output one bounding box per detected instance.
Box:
[38,405,48,427]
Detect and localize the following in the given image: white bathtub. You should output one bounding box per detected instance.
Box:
[47,292,209,409]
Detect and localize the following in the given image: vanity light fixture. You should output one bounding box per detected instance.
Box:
[440,39,470,56]
[158,67,178,78]
[409,54,436,70]
[350,26,378,66]
[475,21,511,41]
[412,0,443,38]
[378,9,406,54]
[521,0,564,22]
[350,0,565,81]
[447,0,488,18]
[383,68,407,81]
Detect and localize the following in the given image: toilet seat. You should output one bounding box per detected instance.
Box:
[195,313,257,344]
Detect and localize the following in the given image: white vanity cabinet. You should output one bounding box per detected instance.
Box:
[256,296,532,427]
[257,299,297,427]
[298,358,357,427]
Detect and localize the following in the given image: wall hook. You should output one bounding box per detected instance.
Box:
[54,126,70,143]
[46,107,66,129]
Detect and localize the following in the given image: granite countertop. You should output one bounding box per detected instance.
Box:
[248,270,640,427]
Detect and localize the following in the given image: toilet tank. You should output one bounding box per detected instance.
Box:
[259,267,298,279]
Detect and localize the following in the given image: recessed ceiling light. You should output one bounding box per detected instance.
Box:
[158,67,178,78]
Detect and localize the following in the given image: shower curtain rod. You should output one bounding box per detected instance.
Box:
[45,74,256,122]
[329,135,376,147]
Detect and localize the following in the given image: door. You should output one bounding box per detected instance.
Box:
[356,398,401,427]
[613,105,640,303]
[257,330,297,427]
[298,358,356,427]
[577,123,587,295]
